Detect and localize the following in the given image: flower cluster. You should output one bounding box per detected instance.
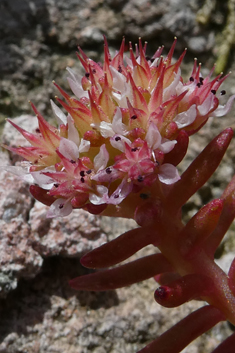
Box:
[4,38,235,219]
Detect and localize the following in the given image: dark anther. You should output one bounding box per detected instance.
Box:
[92,69,96,74]
[114,194,119,199]
[54,183,59,188]
[199,77,204,84]
[211,89,216,95]
[85,72,90,78]
[220,90,226,95]
[81,177,85,183]
[70,160,76,164]
[196,82,201,88]
[35,128,40,133]
[59,204,64,209]
[106,167,112,174]
[80,170,85,177]
[137,175,144,182]
[131,147,138,152]
[86,169,92,174]
[118,65,122,73]
[115,136,121,141]
[140,193,149,200]
[131,115,137,120]
[189,77,194,82]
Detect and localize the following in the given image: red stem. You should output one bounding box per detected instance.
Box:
[81,226,158,269]
[166,128,233,213]
[70,253,172,291]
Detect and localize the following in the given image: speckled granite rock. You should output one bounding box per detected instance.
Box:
[29,200,107,258]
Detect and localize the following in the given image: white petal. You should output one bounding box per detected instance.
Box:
[124,55,133,68]
[163,69,181,100]
[99,121,114,138]
[59,138,80,160]
[67,115,80,145]
[93,144,109,172]
[197,94,214,116]
[176,81,197,101]
[110,135,131,152]
[66,67,82,83]
[174,104,197,128]
[47,198,73,218]
[211,95,235,117]
[89,185,109,205]
[78,138,90,153]
[3,165,34,183]
[110,66,126,92]
[50,99,67,125]
[158,163,180,184]
[159,139,177,153]
[67,77,83,98]
[108,179,133,205]
[31,171,55,189]
[112,107,127,135]
[91,167,120,182]
[145,122,161,150]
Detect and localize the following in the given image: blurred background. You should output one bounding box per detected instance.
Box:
[0,1,235,352]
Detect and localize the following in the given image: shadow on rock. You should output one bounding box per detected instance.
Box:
[0,256,119,342]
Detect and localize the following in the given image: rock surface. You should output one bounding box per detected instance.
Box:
[1,0,235,352]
